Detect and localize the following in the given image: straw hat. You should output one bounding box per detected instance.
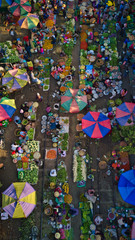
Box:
[55,232,60,239]
[33,102,39,108]
[96,235,102,240]
[33,151,41,160]
[79,150,85,156]
[53,143,58,148]
[98,161,107,169]
[50,182,55,189]
[54,191,60,197]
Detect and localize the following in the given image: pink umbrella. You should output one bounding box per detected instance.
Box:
[116,102,135,126]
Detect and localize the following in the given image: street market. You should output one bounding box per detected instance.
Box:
[0,0,135,239]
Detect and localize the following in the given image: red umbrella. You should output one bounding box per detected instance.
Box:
[116,102,135,126]
[82,111,111,138]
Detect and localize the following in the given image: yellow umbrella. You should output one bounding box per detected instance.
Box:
[2,182,36,218]
[18,13,39,29]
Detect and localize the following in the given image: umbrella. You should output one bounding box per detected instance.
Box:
[0,0,12,7]
[18,13,39,29]
[118,170,135,206]
[82,111,111,138]
[2,68,29,91]
[0,97,16,122]
[2,182,36,218]
[61,88,87,113]
[9,0,32,17]
[116,102,135,126]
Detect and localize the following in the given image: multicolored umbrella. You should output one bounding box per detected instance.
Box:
[118,170,135,206]
[18,13,39,29]
[82,111,111,138]
[9,0,31,17]
[2,182,36,218]
[61,88,87,113]
[0,0,12,7]
[2,68,29,91]
[116,102,135,126]
[0,97,16,122]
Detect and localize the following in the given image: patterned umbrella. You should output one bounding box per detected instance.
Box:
[116,102,135,126]
[82,111,111,138]
[2,182,36,218]
[0,0,12,7]
[9,0,31,17]
[18,13,39,29]
[61,88,87,113]
[0,97,16,122]
[118,170,135,206]
[2,68,29,91]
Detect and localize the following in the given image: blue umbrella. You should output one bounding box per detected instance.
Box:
[118,170,135,206]
[116,102,135,126]
[82,111,111,138]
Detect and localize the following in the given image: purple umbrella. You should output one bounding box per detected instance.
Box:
[2,182,36,218]
[2,68,30,91]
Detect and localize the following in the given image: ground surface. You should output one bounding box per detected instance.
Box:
[0,5,133,240]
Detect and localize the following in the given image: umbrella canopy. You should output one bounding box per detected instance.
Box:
[61,88,87,113]
[0,0,12,7]
[18,13,39,29]
[82,111,111,138]
[118,170,135,206]
[116,102,135,126]
[0,97,16,122]
[9,0,31,17]
[2,68,29,91]
[2,182,36,218]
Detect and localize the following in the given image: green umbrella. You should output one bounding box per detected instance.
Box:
[9,0,32,17]
[61,88,87,113]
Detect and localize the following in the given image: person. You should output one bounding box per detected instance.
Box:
[120,88,127,98]
[36,93,43,102]
[110,89,117,99]
[56,122,61,129]
[9,28,17,42]
[46,105,51,113]
[51,35,56,45]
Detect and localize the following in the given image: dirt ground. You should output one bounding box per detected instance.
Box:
[0,5,133,240]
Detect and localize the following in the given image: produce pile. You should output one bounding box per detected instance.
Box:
[58,117,69,153]
[34,57,51,91]
[73,150,87,183]
[0,41,20,63]
[43,161,77,239]
[51,18,76,97]
[11,102,40,185]
[79,0,123,102]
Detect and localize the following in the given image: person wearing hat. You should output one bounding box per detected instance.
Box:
[95,230,104,240]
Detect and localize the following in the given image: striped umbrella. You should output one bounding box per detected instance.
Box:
[2,182,36,218]
[0,97,16,122]
[0,0,12,7]
[116,102,135,126]
[2,68,29,91]
[82,111,111,138]
[18,13,39,29]
[9,0,31,17]
[61,88,87,113]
